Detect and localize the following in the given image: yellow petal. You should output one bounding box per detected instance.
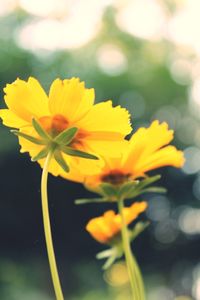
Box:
[4,77,49,122]
[126,201,148,224]
[60,133,125,181]
[48,78,94,123]
[104,211,121,234]
[60,154,104,182]
[84,139,128,157]
[86,214,115,243]
[86,221,109,243]
[138,121,173,156]
[0,109,29,128]
[41,151,103,180]
[122,120,178,173]
[76,100,132,136]
[133,145,185,176]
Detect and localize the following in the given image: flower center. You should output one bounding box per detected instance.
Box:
[70,130,87,147]
[38,114,88,146]
[39,114,69,136]
[101,170,131,185]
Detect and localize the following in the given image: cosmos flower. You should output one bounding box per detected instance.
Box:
[81,120,185,188]
[86,201,147,244]
[0,77,132,177]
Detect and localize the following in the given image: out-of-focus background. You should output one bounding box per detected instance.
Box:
[0,0,199,299]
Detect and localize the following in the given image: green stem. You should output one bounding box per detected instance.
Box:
[41,150,64,300]
[118,199,145,300]
[132,253,146,300]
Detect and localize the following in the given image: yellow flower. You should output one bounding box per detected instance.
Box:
[86,201,147,244]
[83,120,185,187]
[0,77,132,177]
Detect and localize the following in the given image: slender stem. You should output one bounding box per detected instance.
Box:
[41,150,64,300]
[132,253,146,300]
[118,199,145,300]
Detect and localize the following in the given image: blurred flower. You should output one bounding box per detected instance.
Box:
[104,262,129,287]
[86,201,147,244]
[0,77,132,177]
[84,120,184,188]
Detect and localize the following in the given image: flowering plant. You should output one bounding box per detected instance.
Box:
[0,77,184,300]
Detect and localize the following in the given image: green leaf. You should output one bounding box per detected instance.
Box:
[32,118,51,140]
[75,198,107,205]
[62,147,98,160]
[54,151,69,172]
[11,130,46,145]
[31,147,49,161]
[54,127,78,145]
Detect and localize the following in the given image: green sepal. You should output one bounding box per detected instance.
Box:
[62,147,98,160]
[100,183,118,198]
[81,174,164,203]
[136,174,161,190]
[129,221,150,242]
[118,180,139,199]
[121,175,164,199]
[54,150,69,172]
[54,127,78,145]
[31,147,49,161]
[32,118,51,140]
[75,198,107,205]
[11,130,46,145]
[96,245,123,270]
[141,186,167,194]
[116,175,162,200]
